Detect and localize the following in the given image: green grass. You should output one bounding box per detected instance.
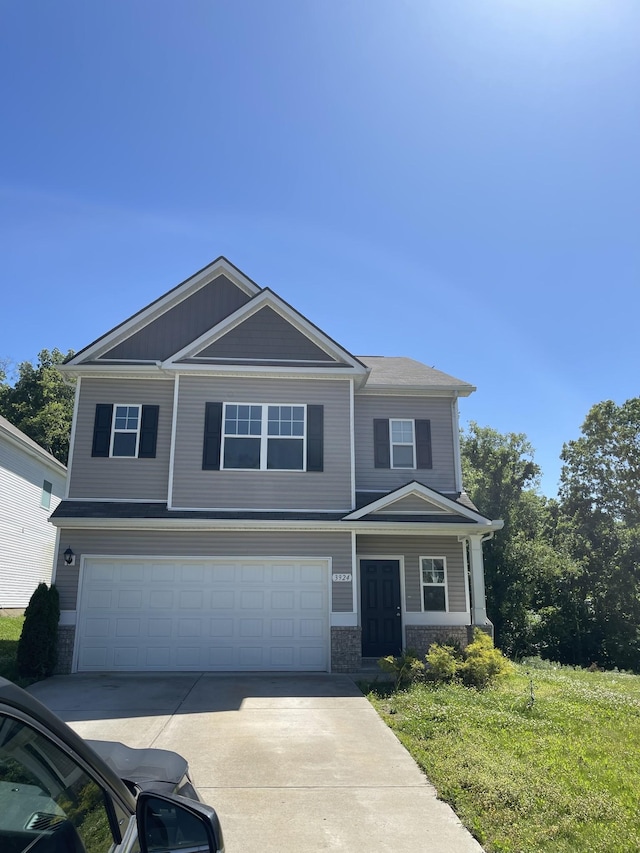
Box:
[0,615,25,682]
[366,662,640,853]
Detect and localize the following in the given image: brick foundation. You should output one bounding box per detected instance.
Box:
[331,626,362,672]
[55,625,75,674]
[404,625,470,659]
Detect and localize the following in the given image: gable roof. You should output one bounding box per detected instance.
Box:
[164,288,368,373]
[0,415,67,474]
[344,481,501,526]
[64,257,261,367]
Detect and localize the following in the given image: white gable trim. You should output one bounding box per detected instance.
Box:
[163,289,368,373]
[64,258,261,366]
[343,481,495,524]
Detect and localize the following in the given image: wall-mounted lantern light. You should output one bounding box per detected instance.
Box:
[63,548,76,566]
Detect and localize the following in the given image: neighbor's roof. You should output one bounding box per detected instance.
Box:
[0,415,67,473]
[358,356,475,395]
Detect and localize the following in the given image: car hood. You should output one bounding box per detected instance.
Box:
[86,739,189,788]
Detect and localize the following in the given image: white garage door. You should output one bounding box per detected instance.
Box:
[76,557,330,672]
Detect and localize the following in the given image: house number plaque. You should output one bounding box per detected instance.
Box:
[332,573,352,582]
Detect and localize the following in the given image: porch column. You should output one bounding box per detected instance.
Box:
[468,534,490,626]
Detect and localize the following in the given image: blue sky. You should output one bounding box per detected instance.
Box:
[1,0,638,496]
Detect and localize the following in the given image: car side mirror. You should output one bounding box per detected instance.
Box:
[136,791,224,853]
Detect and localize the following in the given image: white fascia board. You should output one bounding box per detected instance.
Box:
[344,481,493,523]
[64,258,261,366]
[49,515,503,534]
[163,289,368,372]
[161,365,359,381]
[59,364,172,380]
[356,385,476,398]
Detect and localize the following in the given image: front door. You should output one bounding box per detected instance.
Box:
[360,559,402,657]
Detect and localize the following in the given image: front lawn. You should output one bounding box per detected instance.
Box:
[367,661,640,853]
[0,615,25,682]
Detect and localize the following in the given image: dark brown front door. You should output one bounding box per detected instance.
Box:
[360,559,402,657]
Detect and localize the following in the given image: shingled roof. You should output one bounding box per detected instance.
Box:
[358,356,475,395]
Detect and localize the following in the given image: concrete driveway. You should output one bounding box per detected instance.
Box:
[28,673,484,853]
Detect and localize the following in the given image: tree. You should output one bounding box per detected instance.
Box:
[461,423,575,657]
[558,399,640,670]
[0,348,75,464]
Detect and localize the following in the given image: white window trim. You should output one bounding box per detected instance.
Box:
[41,479,53,510]
[390,418,416,469]
[221,402,308,471]
[109,403,142,458]
[420,556,449,613]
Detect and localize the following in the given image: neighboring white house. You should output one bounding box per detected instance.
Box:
[0,415,67,609]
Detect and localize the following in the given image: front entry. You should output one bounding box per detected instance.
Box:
[360,559,402,657]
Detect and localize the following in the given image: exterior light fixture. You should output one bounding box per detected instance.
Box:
[63,548,75,566]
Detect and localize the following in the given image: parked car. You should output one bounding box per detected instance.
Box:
[0,676,224,853]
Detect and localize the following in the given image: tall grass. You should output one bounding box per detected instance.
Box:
[367,662,640,853]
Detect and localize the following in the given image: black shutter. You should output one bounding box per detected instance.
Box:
[373,419,390,468]
[306,405,324,472]
[138,405,159,458]
[415,419,432,469]
[202,402,223,470]
[91,404,113,457]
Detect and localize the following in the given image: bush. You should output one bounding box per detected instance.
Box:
[378,649,425,689]
[424,629,512,688]
[16,583,60,678]
[459,629,512,688]
[425,643,460,682]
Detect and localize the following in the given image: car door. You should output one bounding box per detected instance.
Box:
[0,709,135,853]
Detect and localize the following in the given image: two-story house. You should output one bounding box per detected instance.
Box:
[50,258,502,674]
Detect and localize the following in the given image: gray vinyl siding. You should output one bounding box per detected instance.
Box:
[68,378,174,500]
[54,528,353,612]
[0,441,65,607]
[357,535,467,612]
[370,494,445,513]
[198,306,337,362]
[100,275,251,361]
[172,376,352,510]
[354,396,456,492]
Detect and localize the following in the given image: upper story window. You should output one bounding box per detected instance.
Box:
[111,404,140,457]
[390,419,415,468]
[203,401,324,472]
[420,556,448,611]
[374,418,432,470]
[222,403,306,470]
[91,403,159,459]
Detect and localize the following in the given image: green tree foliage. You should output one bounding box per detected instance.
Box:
[460,423,574,657]
[0,348,75,464]
[17,583,60,678]
[558,399,640,670]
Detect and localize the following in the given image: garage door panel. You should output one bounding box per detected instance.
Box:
[150,590,174,608]
[78,558,329,672]
[211,591,234,610]
[149,618,172,637]
[118,590,142,608]
[179,590,202,609]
